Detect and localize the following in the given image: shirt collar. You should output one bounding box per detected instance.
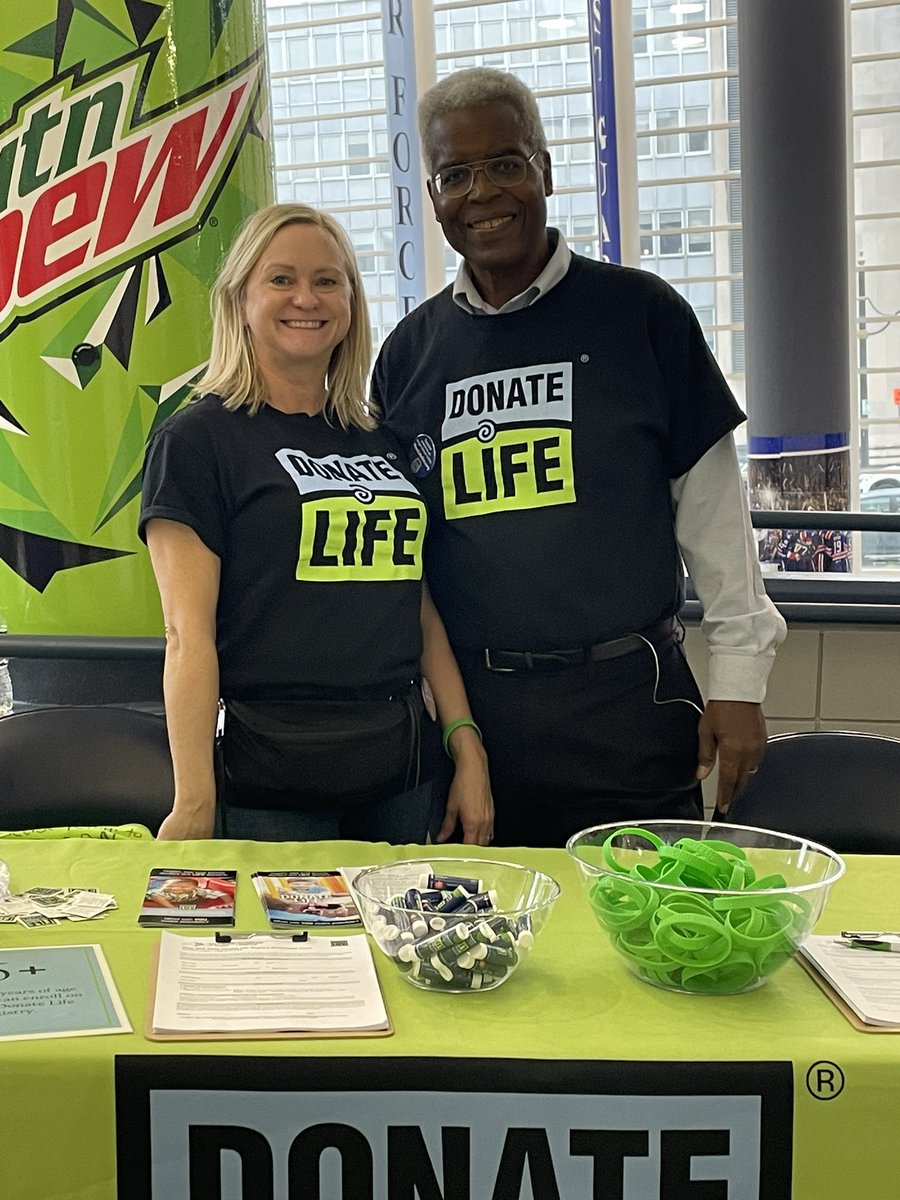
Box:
[451,228,571,315]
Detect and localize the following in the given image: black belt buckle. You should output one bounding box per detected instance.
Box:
[484,648,586,673]
[484,648,517,673]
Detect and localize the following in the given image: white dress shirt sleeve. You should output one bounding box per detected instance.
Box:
[671,435,787,703]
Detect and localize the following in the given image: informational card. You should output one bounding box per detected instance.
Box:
[138,869,236,928]
[253,871,360,927]
[0,945,131,1042]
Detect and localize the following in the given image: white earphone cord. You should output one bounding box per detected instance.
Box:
[632,632,705,718]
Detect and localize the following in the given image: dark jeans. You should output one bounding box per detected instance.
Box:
[457,635,704,848]
[218,779,435,843]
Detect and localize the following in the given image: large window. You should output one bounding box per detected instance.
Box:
[267,3,394,345]
[852,0,900,480]
[265,0,900,513]
[633,0,741,407]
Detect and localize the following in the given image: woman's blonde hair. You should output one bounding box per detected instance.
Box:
[194,203,375,429]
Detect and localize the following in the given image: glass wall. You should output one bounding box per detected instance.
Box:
[633,0,743,424]
[267,3,396,345]
[265,0,900,504]
[852,0,900,485]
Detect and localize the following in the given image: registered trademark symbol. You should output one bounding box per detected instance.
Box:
[806,1060,845,1099]
[209,216,218,227]
[580,354,589,362]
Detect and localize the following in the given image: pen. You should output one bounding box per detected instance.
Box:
[838,931,900,953]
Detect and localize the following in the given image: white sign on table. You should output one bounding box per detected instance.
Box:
[0,944,130,1041]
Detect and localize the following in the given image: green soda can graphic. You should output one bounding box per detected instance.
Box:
[0,2,272,634]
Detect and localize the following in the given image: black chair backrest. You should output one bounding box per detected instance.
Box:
[0,706,173,834]
[728,730,900,854]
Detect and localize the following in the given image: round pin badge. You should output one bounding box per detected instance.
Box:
[409,433,437,478]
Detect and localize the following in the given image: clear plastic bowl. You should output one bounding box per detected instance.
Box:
[353,857,561,993]
[566,820,846,994]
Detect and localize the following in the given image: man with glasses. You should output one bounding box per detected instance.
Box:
[373,67,786,848]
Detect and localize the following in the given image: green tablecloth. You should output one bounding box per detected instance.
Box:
[1,838,898,1199]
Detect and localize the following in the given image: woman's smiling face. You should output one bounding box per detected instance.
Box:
[242,222,352,377]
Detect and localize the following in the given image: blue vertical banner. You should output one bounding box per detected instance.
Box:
[381,0,427,314]
[587,0,621,263]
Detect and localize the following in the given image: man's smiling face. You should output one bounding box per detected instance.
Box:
[426,100,553,309]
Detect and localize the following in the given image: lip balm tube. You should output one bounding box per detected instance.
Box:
[445,889,498,916]
[420,872,483,894]
[479,942,518,968]
[409,922,472,961]
[433,887,472,913]
[470,920,498,944]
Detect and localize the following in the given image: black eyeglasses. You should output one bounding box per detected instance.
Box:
[431,152,543,198]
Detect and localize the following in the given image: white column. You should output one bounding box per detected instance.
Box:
[611,0,639,267]
[412,0,446,297]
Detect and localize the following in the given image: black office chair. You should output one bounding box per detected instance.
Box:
[0,705,174,834]
[728,730,900,854]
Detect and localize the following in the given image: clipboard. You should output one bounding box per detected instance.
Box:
[796,952,900,1034]
[145,935,394,1042]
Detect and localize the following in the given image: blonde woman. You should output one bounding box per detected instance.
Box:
[140,204,492,844]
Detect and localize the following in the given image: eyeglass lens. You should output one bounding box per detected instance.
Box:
[437,154,531,197]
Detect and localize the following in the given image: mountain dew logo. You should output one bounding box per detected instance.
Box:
[0,45,260,341]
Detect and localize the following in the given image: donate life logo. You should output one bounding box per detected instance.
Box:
[275,450,427,582]
[439,361,577,519]
[0,44,260,341]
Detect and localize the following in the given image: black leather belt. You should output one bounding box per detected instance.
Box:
[482,618,675,674]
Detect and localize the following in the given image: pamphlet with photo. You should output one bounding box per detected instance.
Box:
[253,870,360,927]
[138,868,237,927]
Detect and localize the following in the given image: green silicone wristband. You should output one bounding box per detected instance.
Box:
[442,717,483,758]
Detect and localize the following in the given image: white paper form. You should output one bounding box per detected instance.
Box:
[151,931,389,1034]
[799,935,900,1026]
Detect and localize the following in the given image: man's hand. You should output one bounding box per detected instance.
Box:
[696,700,767,814]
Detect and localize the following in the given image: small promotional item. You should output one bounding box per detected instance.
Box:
[0,886,116,925]
[253,871,360,927]
[138,869,237,928]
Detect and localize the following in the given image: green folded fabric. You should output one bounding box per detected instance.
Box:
[0,823,153,840]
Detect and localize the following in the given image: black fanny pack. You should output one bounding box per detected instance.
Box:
[221,683,427,809]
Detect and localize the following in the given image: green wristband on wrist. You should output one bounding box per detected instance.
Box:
[442,717,483,758]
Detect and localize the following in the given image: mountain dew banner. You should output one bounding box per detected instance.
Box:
[0,0,272,634]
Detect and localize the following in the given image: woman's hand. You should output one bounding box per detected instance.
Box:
[418,581,493,844]
[156,799,215,841]
[436,735,494,845]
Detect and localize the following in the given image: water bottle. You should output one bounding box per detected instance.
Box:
[0,619,12,717]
